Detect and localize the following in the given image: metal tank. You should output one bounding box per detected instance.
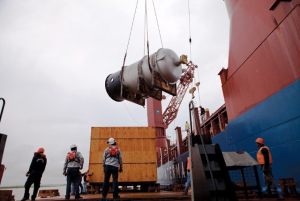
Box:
[105,48,183,106]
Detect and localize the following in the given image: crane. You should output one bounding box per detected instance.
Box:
[162,61,197,128]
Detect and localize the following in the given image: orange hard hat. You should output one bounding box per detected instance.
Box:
[255,138,265,144]
[37,147,45,153]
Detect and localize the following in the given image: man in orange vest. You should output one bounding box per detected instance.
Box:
[256,137,274,194]
[102,137,123,200]
[183,157,191,195]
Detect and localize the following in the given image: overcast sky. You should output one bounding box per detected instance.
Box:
[0,0,229,187]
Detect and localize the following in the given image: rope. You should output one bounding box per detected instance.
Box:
[187,0,192,61]
[187,0,202,105]
[187,0,197,90]
[144,0,149,55]
[144,0,152,72]
[151,0,164,48]
[122,0,139,67]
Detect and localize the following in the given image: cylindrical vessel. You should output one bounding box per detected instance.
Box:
[105,48,182,102]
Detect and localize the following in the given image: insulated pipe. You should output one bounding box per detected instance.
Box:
[105,48,183,102]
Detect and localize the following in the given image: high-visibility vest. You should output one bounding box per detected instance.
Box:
[257,146,272,165]
[187,157,191,171]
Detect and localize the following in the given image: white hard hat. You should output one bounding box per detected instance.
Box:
[107,137,116,145]
[70,144,77,149]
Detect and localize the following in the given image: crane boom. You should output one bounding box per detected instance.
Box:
[162,61,197,127]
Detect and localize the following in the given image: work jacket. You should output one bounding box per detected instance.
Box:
[103,146,122,168]
[28,152,47,176]
[63,151,84,173]
[187,157,191,172]
[257,145,272,165]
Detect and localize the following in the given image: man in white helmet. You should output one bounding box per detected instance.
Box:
[63,144,84,200]
[102,137,123,200]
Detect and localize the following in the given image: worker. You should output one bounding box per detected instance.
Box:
[63,144,84,200]
[21,147,47,201]
[102,137,123,200]
[256,137,285,199]
[185,121,190,133]
[256,137,274,194]
[81,170,89,194]
[183,156,191,195]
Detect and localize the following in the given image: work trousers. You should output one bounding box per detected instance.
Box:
[23,173,42,200]
[102,165,119,198]
[82,181,87,194]
[66,167,81,199]
[184,171,191,193]
[263,166,275,193]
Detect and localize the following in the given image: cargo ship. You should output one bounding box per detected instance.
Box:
[155,0,300,190]
[84,0,300,197]
[214,0,300,185]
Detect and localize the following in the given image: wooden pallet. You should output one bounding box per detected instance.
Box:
[38,189,60,198]
[0,190,14,201]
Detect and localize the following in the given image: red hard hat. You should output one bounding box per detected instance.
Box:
[255,138,265,144]
[37,147,45,153]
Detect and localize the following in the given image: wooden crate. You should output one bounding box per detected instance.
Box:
[0,190,14,201]
[89,127,157,184]
[38,189,60,198]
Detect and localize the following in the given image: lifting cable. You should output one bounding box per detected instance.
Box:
[120,0,138,103]
[187,0,196,89]
[187,0,201,105]
[144,0,152,72]
[121,0,139,116]
[187,0,192,61]
[122,0,139,68]
[144,0,150,56]
[144,0,164,55]
[187,1,218,199]
[152,0,164,48]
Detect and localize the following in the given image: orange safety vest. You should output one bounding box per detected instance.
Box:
[187,157,191,171]
[257,146,272,165]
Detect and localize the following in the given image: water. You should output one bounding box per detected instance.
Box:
[1,185,66,200]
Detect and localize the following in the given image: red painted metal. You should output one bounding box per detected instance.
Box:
[221,0,300,120]
[0,164,4,184]
[147,98,165,128]
[147,61,196,165]
[146,98,168,164]
[162,61,197,127]
[175,127,183,156]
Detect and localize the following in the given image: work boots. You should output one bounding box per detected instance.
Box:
[21,192,30,201]
[31,195,36,201]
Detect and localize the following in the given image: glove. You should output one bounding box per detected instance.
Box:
[119,166,123,173]
[63,171,67,176]
[26,172,30,177]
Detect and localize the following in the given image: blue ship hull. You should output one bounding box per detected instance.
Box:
[213,79,300,185]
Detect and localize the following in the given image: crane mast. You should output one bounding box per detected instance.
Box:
[162,61,197,128]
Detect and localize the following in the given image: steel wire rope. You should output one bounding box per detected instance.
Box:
[187,0,192,62]
[187,0,202,109]
[120,0,142,123]
[151,0,164,48]
[144,0,152,74]
[187,0,197,101]
[122,0,139,67]
[144,0,149,55]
